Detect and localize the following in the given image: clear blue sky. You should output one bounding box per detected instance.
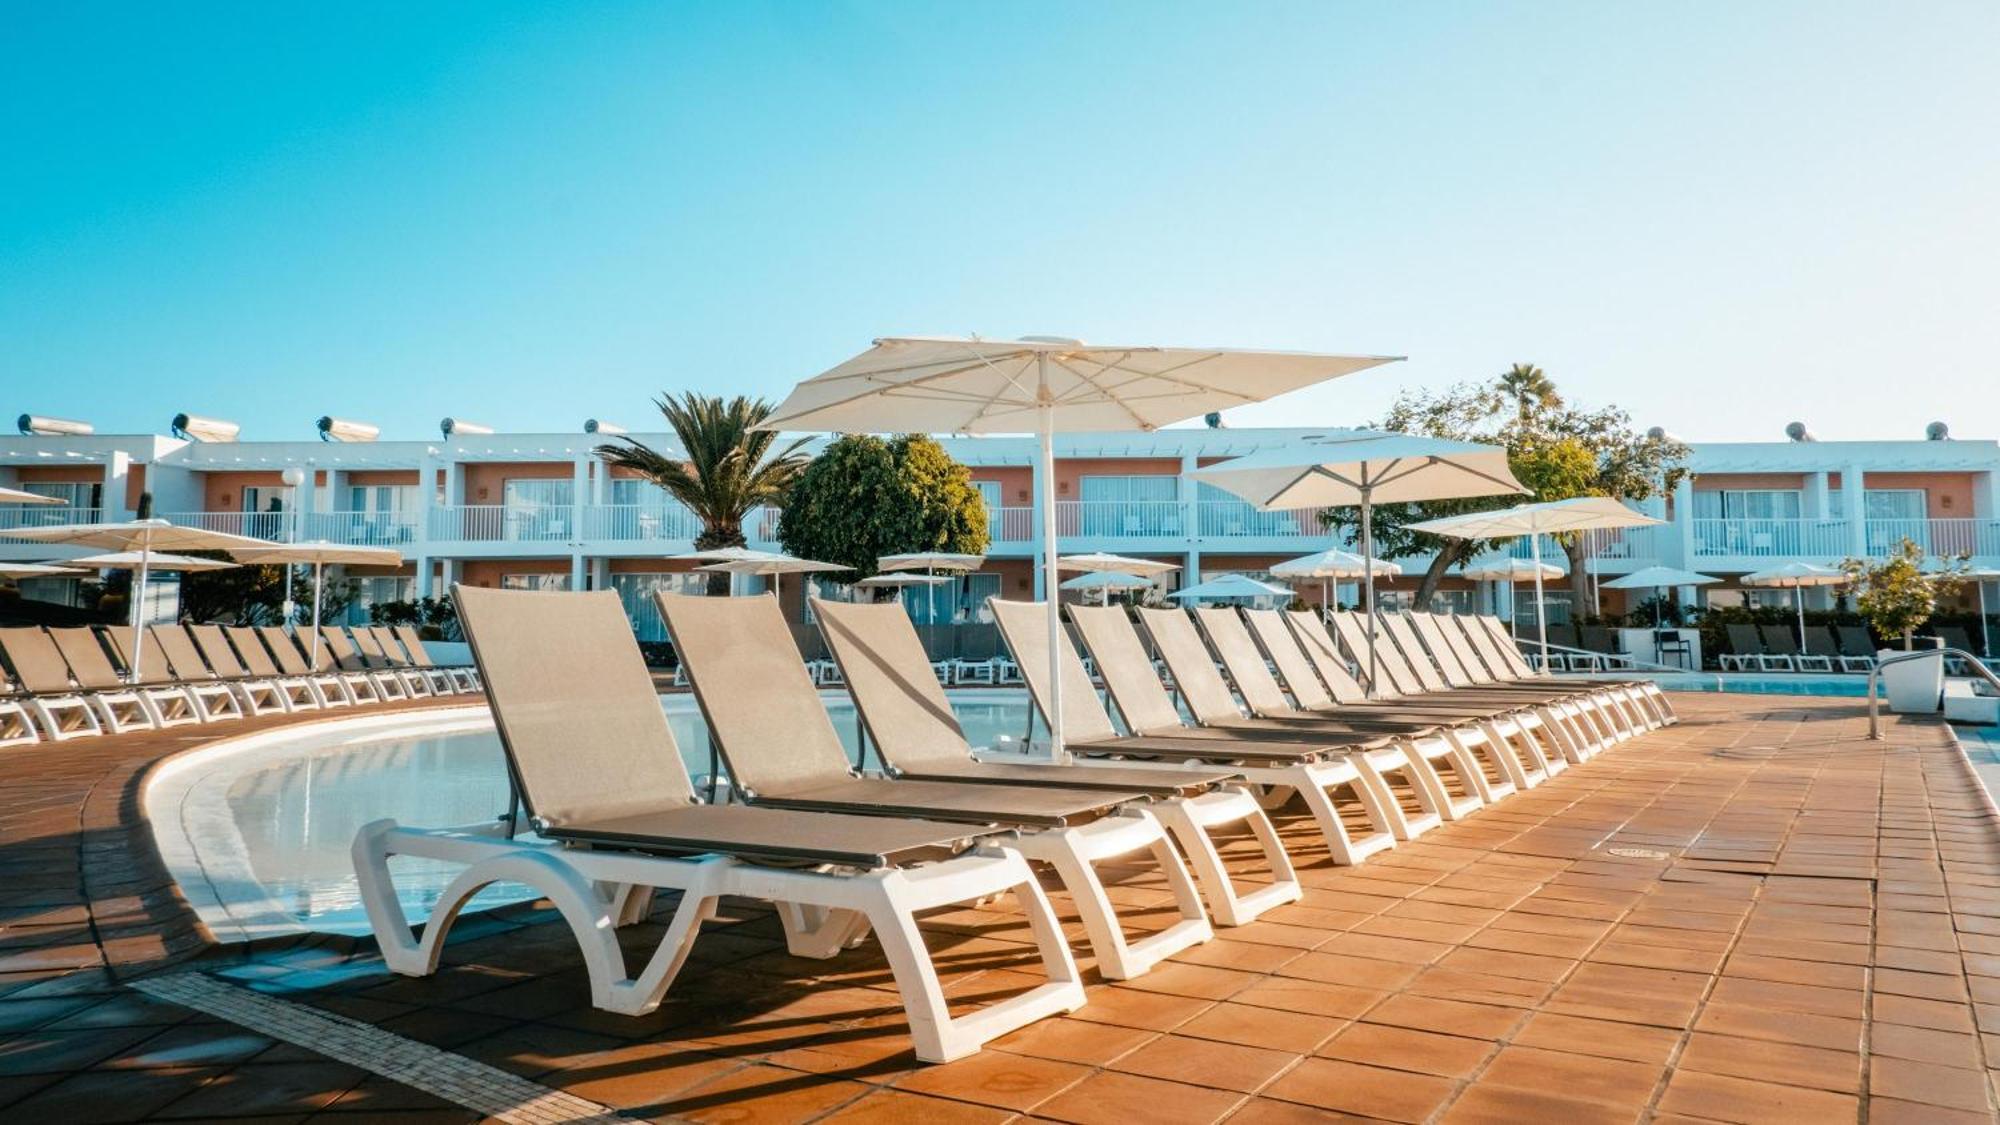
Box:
[4,2,1996,443]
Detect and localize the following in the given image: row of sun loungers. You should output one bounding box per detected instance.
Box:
[1716,623,1880,673]
[0,622,479,745]
[358,586,1674,1063]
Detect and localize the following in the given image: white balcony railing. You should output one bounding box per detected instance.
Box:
[1503,526,1665,564]
[302,510,419,547]
[156,510,293,540]
[1691,518,1851,559]
[1197,502,1329,539]
[991,507,1033,542]
[0,506,104,533]
[1056,500,1186,538]
[429,504,574,542]
[582,504,703,542]
[1863,518,2000,558]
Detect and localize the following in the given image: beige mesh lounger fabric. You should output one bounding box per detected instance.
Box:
[348,626,435,698]
[1450,613,1677,730]
[317,627,401,702]
[354,585,1085,1063]
[0,627,107,740]
[227,627,326,710]
[660,591,1224,980]
[392,625,480,693]
[369,625,456,695]
[141,625,246,722]
[257,626,355,707]
[814,598,1301,927]
[997,598,1398,867]
[50,627,175,733]
[186,624,294,716]
[97,627,205,727]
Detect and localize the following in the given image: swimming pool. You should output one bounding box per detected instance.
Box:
[146,674,1876,941]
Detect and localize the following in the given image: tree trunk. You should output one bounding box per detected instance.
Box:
[1561,537,1592,622]
[1414,541,1472,608]
[694,521,747,597]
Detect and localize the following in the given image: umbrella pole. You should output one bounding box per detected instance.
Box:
[1037,388,1065,762]
[1981,581,1991,660]
[1530,533,1550,672]
[128,541,151,685]
[310,560,324,668]
[1795,585,1806,649]
[1361,490,1378,698]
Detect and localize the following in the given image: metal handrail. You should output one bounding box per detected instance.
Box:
[1868,647,2000,740]
[1525,639,1713,680]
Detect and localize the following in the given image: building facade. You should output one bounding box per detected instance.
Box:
[5,422,1998,634]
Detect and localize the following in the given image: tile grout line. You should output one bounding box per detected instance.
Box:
[128,970,633,1124]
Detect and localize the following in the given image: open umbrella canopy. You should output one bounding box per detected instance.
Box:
[1602,565,1721,591]
[68,551,242,572]
[1404,495,1664,540]
[1457,556,1566,582]
[853,572,957,588]
[668,546,791,564]
[1170,574,1294,602]
[877,552,984,572]
[1741,562,1846,588]
[229,542,403,568]
[1270,549,1403,580]
[696,556,851,578]
[1057,553,1180,577]
[758,335,1400,761]
[0,486,66,505]
[1060,571,1154,591]
[0,562,83,578]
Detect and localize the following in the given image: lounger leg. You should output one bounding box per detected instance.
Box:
[1011,810,1212,980]
[29,698,101,741]
[1454,722,1528,798]
[1397,733,1489,816]
[0,703,37,748]
[861,850,1085,1062]
[775,903,875,958]
[1149,788,1301,927]
[1287,760,1396,865]
[1359,742,1458,833]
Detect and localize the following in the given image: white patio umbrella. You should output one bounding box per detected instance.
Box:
[0,562,82,579]
[1601,565,1720,628]
[668,547,791,596]
[878,552,984,623]
[1409,497,1665,671]
[4,519,279,682]
[760,335,1399,758]
[69,550,243,572]
[1270,548,1402,620]
[697,556,852,604]
[1170,574,1295,604]
[1741,562,1847,649]
[1056,552,1182,577]
[228,543,405,667]
[0,486,66,506]
[1456,556,1565,626]
[1194,430,1526,696]
[1061,570,1154,605]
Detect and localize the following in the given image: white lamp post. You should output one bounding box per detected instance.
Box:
[280,467,305,626]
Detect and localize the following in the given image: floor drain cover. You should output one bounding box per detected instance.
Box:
[1607,846,1671,860]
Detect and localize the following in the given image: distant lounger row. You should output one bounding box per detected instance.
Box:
[0,622,480,745]
[358,587,1675,1063]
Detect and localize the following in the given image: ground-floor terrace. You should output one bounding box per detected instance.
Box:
[4,694,2000,1122]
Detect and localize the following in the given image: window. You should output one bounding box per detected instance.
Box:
[339,484,418,544]
[1197,482,1302,537]
[1078,475,1178,536]
[972,480,1001,509]
[11,481,101,525]
[611,572,710,641]
[1862,488,1928,553]
[1691,489,1802,520]
[503,479,574,541]
[344,576,416,625]
[500,573,572,592]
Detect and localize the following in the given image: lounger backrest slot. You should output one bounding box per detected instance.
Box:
[1412,614,1484,685]
[1378,614,1451,692]
[1330,613,1420,696]
[191,625,252,678]
[455,585,695,825]
[150,625,214,681]
[984,600,1121,744]
[812,598,977,771]
[1473,616,1537,677]
[369,626,410,664]
[1067,605,1187,736]
[1134,607,1244,724]
[1241,609,1332,708]
[393,626,439,667]
[248,627,304,676]
[654,592,857,795]
[49,629,125,691]
[1282,611,1368,702]
[319,627,367,671]
[1192,607,1295,716]
[0,628,79,694]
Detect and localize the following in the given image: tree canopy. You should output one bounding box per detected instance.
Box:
[777,434,990,580]
[1841,538,1964,649]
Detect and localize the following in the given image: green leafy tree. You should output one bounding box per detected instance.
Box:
[777,434,990,580]
[1841,538,1964,649]
[176,552,354,625]
[595,393,809,595]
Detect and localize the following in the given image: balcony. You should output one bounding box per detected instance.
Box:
[1862,517,2000,559]
[1197,502,1329,540]
[156,510,292,540]
[582,504,703,542]
[990,507,1033,543]
[0,506,103,535]
[1502,526,1665,569]
[1690,518,1851,562]
[301,510,419,547]
[429,505,574,543]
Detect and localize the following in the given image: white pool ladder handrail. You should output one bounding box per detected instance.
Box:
[1869,647,2000,740]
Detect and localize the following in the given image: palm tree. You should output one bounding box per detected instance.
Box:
[595,393,810,595]
[1498,363,1562,424]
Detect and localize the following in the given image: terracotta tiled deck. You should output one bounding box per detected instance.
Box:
[5,693,2000,1123]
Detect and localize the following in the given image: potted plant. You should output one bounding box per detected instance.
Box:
[1841,539,1965,713]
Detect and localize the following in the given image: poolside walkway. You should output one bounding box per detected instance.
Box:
[4,694,2000,1122]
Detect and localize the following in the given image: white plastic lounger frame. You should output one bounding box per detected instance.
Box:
[1440,615,1643,760]
[0,692,36,747]
[1462,614,1672,734]
[353,818,1085,1063]
[42,630,166,734]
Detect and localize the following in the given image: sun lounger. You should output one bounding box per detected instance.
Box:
[1801,626,1865,674]
[391,626,480,693]
[366,625,455,695]
[0,657,38,746]
[356,585,1085,1063]
[255,627,355,706]
[814,597,1300,926]
[1438,614,1671,749]
[349,626,436,698]
[313,627,396,702]
[658,591,1214,981]
[97,627,207,727]
[1760,625,1829,672]
[1835,626,1879,671]
[0,627,108,739]
[185,624,294,715]
[1720,623,1780,671]
[1002,599,1403,867]
[1393,612,1657,745]
[136,625,247,722]
[227,627,326,710]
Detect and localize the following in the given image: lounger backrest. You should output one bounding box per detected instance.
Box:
[455,585,694,825]
[1445,616,1506,681]
[103,627,176,686]
[1330,613,1420,696]
[1192,608,1298,717]
[812,599,975,771]
[1759,625,1800,655]
[1134,607,1250,725]
[0,628,78,694]
[256,627,313,675]
[1475,616,1539,677]
[319,627,367,671]
[1240,609,1333,709]
[393,626,439,667]
[190,625,251,678]
[149,625,215,681]
[1837,626,1876,657]
[368,626,409,664]
[1067,605,1189,736]
[349,627,395,667]
[1802,627,1840,658]
[1282,611,1368,702]
[655,592,857,794]
[1726,624,1763,657]
[986,599,1122,743]
[1408,614,1478,687]
[1376,613,1452,692]
[50,629,126,690]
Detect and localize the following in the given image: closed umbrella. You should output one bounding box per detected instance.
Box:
[1600,565,1720,628]
[1194,430,1527,696]
[4,519,279,681]
[1060,570,1154,605]
[1742,562,1847,649]
[228,543,405,667]
[1270,548,1402,621]
[760,335,1398,758]
[1169,574,1295,604]
[1409,497,1665,672]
